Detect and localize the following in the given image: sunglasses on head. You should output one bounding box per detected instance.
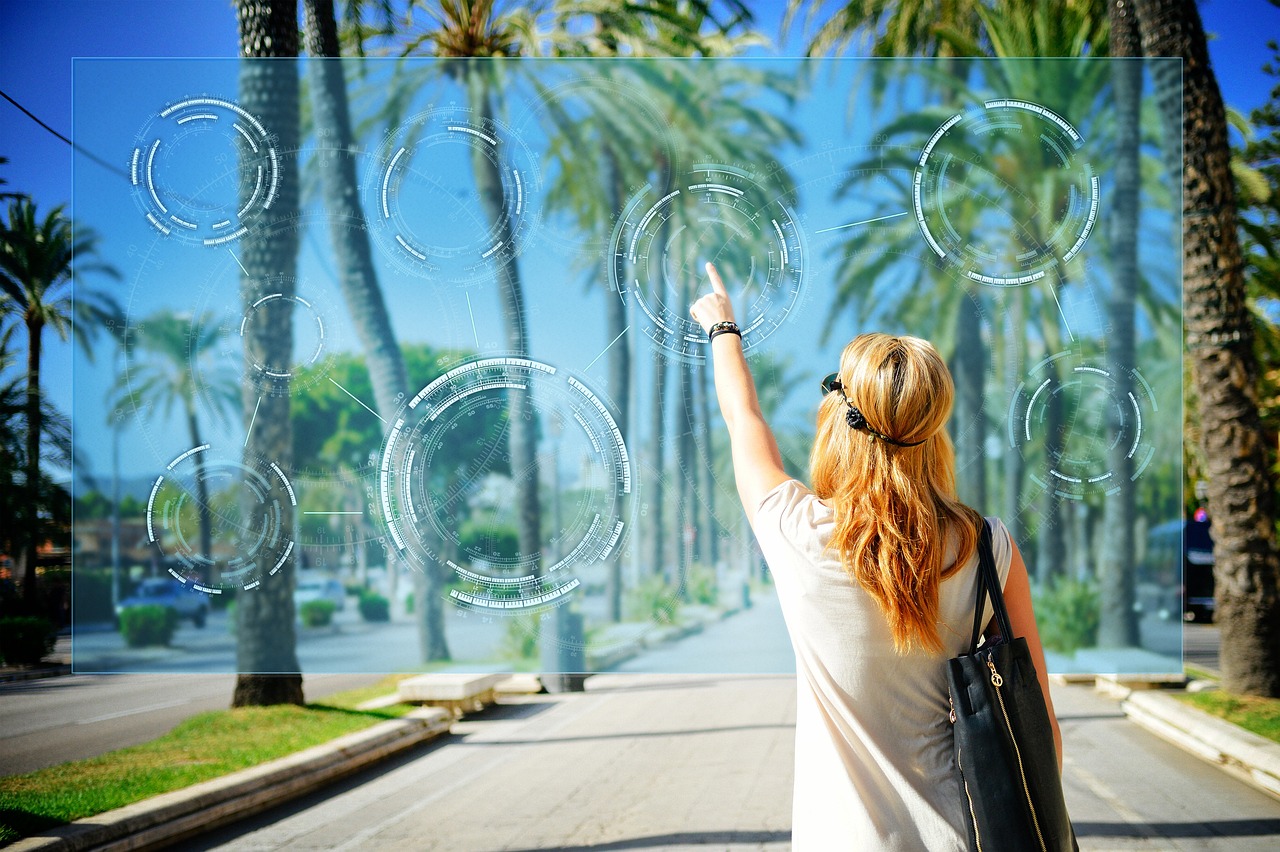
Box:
[820,372,842,396]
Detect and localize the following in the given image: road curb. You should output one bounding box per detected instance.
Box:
[9,706,453,851]
[1122,689,1280,802]
[0,664,71,684]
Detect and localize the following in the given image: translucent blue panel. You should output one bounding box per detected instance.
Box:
[71,58,1182,675]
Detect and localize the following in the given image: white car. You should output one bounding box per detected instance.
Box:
[293,578,346,611]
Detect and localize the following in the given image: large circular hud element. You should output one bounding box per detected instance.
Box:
[366,107,541,284]
[611,164,804,362]
[1008,354,1158,500]
[914,100,1098,286]
[146,445,296,594]
[378,357,631,613]
[130,96,279,246]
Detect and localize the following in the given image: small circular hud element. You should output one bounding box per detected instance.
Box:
[914,100,1098,286]
[199,276,335,399]
[1008,355,1158,500]
[146,445,296,594]
[130,96,279,246]
[379,357,631,613]
[611,164,804,361]
[367,107,540,284]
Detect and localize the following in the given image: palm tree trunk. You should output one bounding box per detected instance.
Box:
[953,289,987,511]
[232,0,303,708]
[467,78,542,578]
[648,348,667,579]
[1098,0,1142,647]
[1134,0,1280,696]
[21,313,43,607]
[186,406,215,579]
[1036,361,1067,585]
[604,149,629,622]
[301,0,451,661]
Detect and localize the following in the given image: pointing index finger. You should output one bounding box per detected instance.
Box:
[705,262,728,297]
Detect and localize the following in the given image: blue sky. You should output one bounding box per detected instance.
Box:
[0,0,1276,463]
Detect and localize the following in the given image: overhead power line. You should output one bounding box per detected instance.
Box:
[0,87,132,183]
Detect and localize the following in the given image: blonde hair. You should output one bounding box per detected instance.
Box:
[809,334,982,655]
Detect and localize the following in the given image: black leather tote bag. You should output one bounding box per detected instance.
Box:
[947,521,1076,852]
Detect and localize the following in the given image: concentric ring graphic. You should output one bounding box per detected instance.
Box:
[366,106,541,284]
[611,163,804,361]
[145,445,296,594]
[914,99,1098,286]
[1008,353,1158,500]
[129,96,279,246]
[378,357,631,613]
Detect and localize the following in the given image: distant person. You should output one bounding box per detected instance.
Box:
[690,263,1061,850]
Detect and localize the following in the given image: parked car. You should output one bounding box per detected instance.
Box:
[1143,513,1214,623]
[116,578,210,628]
[294,577,346,612]
[1183,510,1215,623]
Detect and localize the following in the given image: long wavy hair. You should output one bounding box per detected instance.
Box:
[810,334,982,654]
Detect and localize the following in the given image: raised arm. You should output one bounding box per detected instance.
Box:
[688,263,790,515]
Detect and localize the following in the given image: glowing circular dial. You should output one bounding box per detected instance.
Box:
[366,107,541,284]
[914,99,1098,286]
[1008,353,1158,500]
[129,96,279,246]
[145,445,296,594]
[611,164,805,362]
[378,357,631,613]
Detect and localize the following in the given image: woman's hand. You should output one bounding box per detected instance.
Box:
[689,262,736,333]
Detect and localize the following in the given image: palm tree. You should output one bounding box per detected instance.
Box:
[232,0,304,708]
[1096,0,1142,647]
[1132,0,1280,697]
[112,309,240,579]
[298,0,453,659]
[0,199,115,608]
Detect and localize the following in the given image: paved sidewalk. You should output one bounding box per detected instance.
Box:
[167,675,1280,852]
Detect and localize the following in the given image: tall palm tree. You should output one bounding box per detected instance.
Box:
[232,0,304,708]
[299,0,453,660]
[1097,0,1141,647]
[112,309,240,578]
[1133,0,1280,697]
[0,199,114,607]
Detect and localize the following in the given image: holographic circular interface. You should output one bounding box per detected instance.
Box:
[914,99,1098,286]
[146,445,296,594]
[129,96,279,246]
[367,106,541,284]
[1008,354,1158,500]
[379,357,631,613]
[197,275,335,399]
[611,164,805,362]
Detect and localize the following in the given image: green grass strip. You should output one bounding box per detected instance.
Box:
[0,679,416,845]
[1179,689,1280,745]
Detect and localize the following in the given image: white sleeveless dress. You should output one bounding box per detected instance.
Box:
[753,479,1013,851]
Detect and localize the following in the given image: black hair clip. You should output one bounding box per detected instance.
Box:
[846,406,866,430]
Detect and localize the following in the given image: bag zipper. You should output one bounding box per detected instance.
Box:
[988,657,1046,851]
[957,746,983,852]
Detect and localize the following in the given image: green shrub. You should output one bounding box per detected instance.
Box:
[299,599,336,628]
[119,605,178,648]
[404,592,414,614]
[458,520,519,560]
[500,613,541,661]
[627,576,680,625]
[72,569,115,623]
[684,567,719,606]
[358,592,390,622]
[1034,577,1100,655]
[0,616,56,665]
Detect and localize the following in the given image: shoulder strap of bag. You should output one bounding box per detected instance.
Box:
[967,519,1014,652]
